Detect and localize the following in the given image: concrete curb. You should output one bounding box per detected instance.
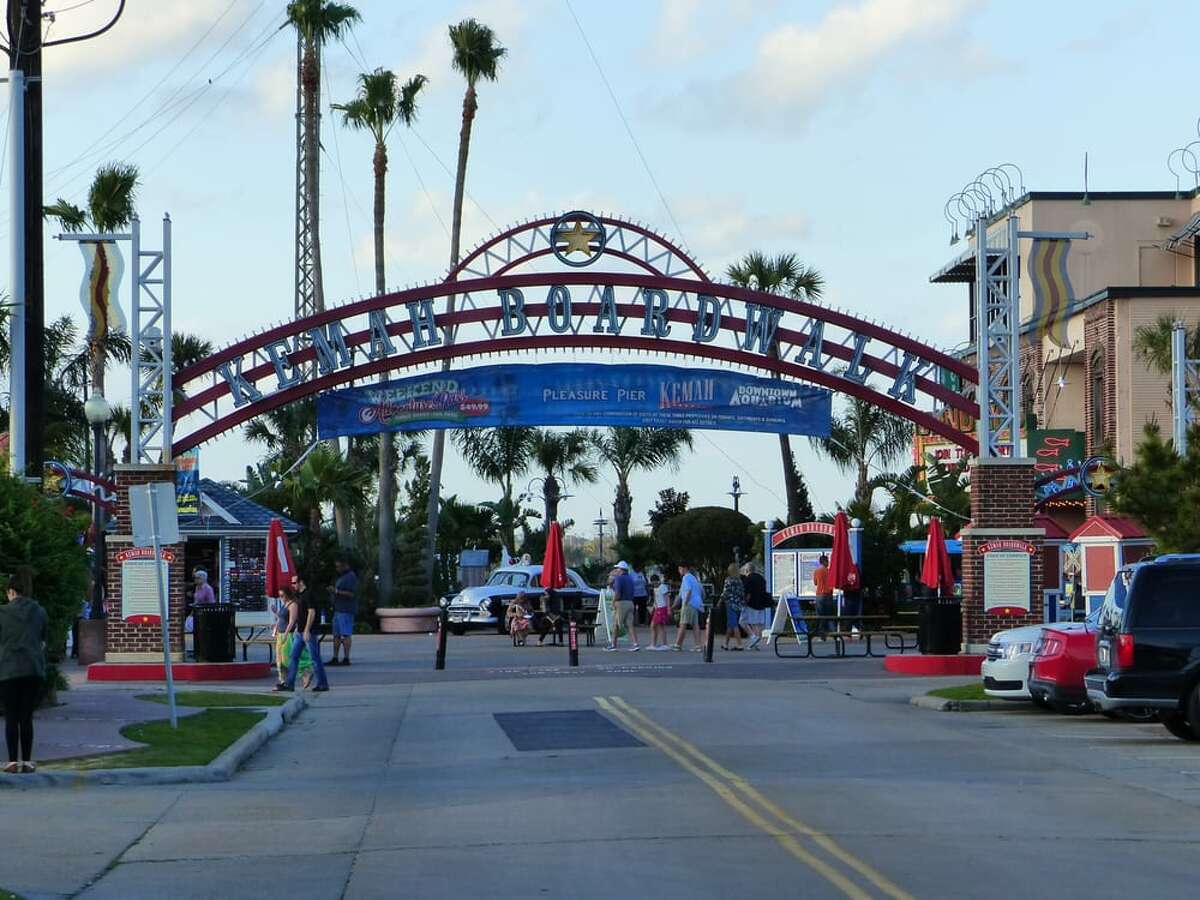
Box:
[0,696,307,789]
[910,694,997,712]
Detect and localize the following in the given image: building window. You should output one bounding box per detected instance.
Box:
[1090,351,1106,450]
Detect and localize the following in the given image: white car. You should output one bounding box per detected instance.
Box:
[445,565,600,634]
[981,624,1044,700]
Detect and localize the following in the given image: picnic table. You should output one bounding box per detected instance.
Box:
[772,612,919,659]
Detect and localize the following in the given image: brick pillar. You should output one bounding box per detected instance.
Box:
[960,458,1045,651]
[104,464,186,663]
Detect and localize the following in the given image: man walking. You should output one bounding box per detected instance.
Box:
[329,557,357,666]
[813,554,834,634]
[632,564,649,625]
[671,562,705,651]
[274,575,329,693]
[605,561,640,652]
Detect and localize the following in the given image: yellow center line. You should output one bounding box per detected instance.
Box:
[594,696,872,900]
[605,696,917,900]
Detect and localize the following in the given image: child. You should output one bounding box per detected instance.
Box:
[649,574,672,650]
[507,591,532,645]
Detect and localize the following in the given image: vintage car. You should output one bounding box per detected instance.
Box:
[445,565,600,634]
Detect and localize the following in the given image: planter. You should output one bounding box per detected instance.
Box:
[376,606,440,634]
[77,617,108,665]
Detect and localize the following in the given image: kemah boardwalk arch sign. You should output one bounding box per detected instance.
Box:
[171,211,979,455]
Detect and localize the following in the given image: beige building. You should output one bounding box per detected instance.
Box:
[928,191,1200,525]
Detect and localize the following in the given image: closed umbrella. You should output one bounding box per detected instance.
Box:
[828,510,854,589]
[265,518,296,599]
[920,517,955,598]
[541,521,568,590]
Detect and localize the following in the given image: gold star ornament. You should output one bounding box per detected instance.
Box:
[557,220,601,256]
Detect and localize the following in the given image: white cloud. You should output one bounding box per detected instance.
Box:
[667,0,970,129]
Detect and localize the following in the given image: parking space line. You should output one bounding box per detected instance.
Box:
[597,696,915,900]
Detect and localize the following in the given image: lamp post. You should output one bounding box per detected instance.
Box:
[83,392,112,618]
[728,475,745,513]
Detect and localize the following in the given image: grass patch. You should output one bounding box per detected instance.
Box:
[136,690,285,708]
[927,683,988,701]
[2,890,25,900]
[46,709,264,771]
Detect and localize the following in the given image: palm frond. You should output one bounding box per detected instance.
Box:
[449,18,507,86]
[88,162,139,232]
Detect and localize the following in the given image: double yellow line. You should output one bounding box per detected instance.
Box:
[595,696,914,900]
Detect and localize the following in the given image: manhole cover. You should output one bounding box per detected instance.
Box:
[493,710,644,751]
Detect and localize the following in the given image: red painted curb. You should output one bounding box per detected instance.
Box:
[87,662,272,682]
[884,655,984,676]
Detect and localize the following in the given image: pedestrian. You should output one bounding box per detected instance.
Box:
[0,567,48,774]
[842,563,863,635]
[671,562,705,651]
[719,563,746,650]
[273,587,313,689]
[740,562,771,650]
[506,591,533,645]
[632,564,650,626]
[648,573,672,650]
[604,561,641,652]
[813,554,835,634]
[192,568,216,605]
[274,577,329,693]
[329,556,357,666]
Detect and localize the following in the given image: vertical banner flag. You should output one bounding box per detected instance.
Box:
[1028,239,1074,349]
[174,450,200,515]
[78,241,127,342]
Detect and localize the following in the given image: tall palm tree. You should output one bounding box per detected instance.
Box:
[285,0,360,315]
[334,67,427,605]
[726,251,824,525]
[425,18,507,592]
[452,426,533,550]
[282,443,370,585]
[529,428,598,526]
[811,394,913,509]
[593,427,693,544]
[45,162,140,402]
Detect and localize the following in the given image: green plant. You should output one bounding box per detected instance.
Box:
[927,683,987,701]
[0,476,89,658]
[136,691,285,708]
[593,427,693,543]
[655,506,755,586]
[1111,422,1200,552]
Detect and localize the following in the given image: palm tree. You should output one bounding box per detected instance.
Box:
[452,426,533,550]
[726,251,824,525]
[425,18,507,592]
[45,162,140,402]
[529,428,598,526]
[811,394,913,509]
[1133,314,1200,411]
[333,67,427,605]
[593,427,694,544]
[282,444,370,585]
[285,0,360,315]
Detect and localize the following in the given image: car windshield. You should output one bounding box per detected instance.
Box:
[487,572,530,587]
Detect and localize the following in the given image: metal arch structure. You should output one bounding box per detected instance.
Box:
[170,211,980,458]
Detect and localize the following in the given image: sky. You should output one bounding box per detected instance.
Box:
[4,0,1200,537]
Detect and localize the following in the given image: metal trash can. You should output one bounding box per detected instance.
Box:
[193,603,236,663]
[918,599,961,655]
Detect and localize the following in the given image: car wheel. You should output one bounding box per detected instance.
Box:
[1117,707,1159,723]
[1160,711,1200,741]
[1051,699,1090,716]
[1031,694,1053,711]
[449,624,467,637]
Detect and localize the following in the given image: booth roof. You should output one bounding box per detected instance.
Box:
[178,479,302,536]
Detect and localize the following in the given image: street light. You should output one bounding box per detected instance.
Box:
[83,392,112,619]
[728,475,745,513]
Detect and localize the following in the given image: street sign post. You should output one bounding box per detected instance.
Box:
[129,481,179,728]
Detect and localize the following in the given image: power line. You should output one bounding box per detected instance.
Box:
[395,131,450,240]
[563,0,686,245]
[408,127,500,231]
[45,0,100,14]
[324,53,362,295]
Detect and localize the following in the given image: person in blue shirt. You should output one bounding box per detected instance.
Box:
[604,561,641,652]
[329,557,358,666]
[671,562,705,651]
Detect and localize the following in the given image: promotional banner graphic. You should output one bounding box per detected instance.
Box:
[316,363,832,439]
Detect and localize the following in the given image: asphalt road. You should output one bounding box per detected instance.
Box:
[2,633,1199,899]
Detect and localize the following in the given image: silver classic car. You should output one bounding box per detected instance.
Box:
[445,565,600,634]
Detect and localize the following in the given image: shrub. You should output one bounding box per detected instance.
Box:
[655,506,755,586]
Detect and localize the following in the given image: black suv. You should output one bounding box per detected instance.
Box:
[1085,555,1200,740]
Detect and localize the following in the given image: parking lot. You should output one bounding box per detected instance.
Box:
[4,634,1199,899]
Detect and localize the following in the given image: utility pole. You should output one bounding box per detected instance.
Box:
[728,475,745,513]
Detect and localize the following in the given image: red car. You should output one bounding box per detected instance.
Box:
[1029,608,1155,720]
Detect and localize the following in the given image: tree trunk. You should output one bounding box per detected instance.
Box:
[373,140,396,605]
[613,478,632,544]
[302,41,324,312]
[424,84,479,593]
[334,503,352,549]
[857,461,871,509]
[779,434,800,523]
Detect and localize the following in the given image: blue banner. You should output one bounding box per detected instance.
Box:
[316,363,831,439]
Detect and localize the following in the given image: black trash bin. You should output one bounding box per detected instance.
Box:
[918,599,961,655]
[193,603,236,663]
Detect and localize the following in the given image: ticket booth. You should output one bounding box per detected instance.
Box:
[1034,514,1071,622]
[1068,515,1153,613]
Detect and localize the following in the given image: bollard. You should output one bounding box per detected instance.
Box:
[568,611,579,667]
[435,607,448,671]
[704,602,718,663]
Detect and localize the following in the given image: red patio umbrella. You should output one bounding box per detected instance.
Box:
[828,510,854,590]
[541,521,569,591]
[921,517,955,597]
[265,517,296,599]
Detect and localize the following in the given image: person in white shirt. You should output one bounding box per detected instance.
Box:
[648,573,672,650]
